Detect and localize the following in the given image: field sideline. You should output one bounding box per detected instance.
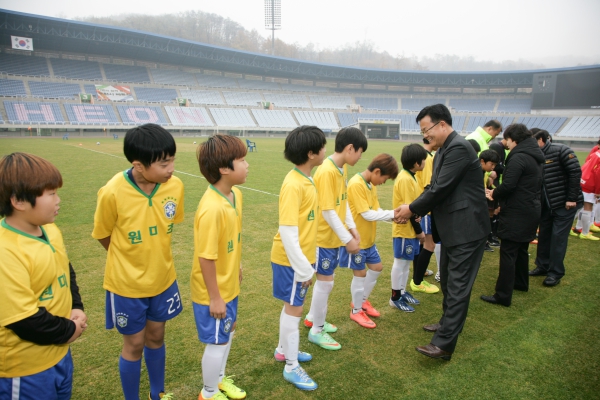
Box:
[0,137,598,400]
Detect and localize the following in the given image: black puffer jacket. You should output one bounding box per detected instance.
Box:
[494,137,545,242]
[540,141,583,210]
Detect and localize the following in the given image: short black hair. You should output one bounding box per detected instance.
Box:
[503,124,532,144]
[124,123,176,167]
[284,125,327,165]
[467,139,481,153]
[534,129,550,144]
[530,128,541,135]
[334,127,368,153]
[400,143,428,170]
[415,103,453,127]
[483,120,502,131]
[479,149,500,164]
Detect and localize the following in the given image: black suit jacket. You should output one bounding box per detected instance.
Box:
[411,131,490,247]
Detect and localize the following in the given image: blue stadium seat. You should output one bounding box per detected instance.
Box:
[51,58,103,80]
[164,106,214,126]
[4,101,65,123]
[263,93,310,108]
[116,105,169,125]
[294,111,339,130]
[223,91,263,106]
[251,110,297,128]
[103,64,150,83]
[355,97,398,111]
[449,99,496,113]
[0,79,27,96]
[29,82,82,99]
[150,69,197,86]
[134,87,178,103]
[64,104,120,124]
[400,98,446,111]
[497,98,531,113]
[209,108,256,127]
[0,53,50,76]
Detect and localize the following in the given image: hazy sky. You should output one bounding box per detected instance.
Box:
[1,0,599,67]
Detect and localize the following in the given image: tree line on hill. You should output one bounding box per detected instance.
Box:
[82,10,544,72]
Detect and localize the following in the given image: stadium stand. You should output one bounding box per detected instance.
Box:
[557,116,600,138]
[0,53,50,76]
[149,69,197,86]
[64,104,120,125]
[29,81,82,99]
[134,87,179,103]
[517,116,567,134]
[338,112,405,128]
[309,95,353,109]
[4,101,65,123]
[280,83,327,92]
[116,105,169,125]
[464,115,515,133]
[83,84,98,96]
[355,97,398,111]
[0,79,27,96]
[50,58,103,80]
[449,98,497,112]
[238,79,281,91]
[294,111,339,130]
[263,93,310,108]
[180,90,224,105]
[400,98,446,111]
[223,91,263,107]
[251,110,297,128]
[209,108,256,127]
[497,98,532,113]
[195,74,239,88]
[103,64,150,83]
[164,106,214,126]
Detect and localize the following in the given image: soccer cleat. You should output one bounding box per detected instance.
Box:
[308,329,341,350]
[484,242,494,252]
[150,393,174,400]
[401,291,420,305]
[198,391,228,400]
[349,310,376,328]
[218,376,246,400]
[410,279,440,294]
[572,227,582,234]
[389,298,415,313]
[435,271,440,282]
[303,316,338,333]
[361,300,381,318]
[274,349,313,363]
[580,233,600,241]
[283,365,318,391]
[569,230,580,237]
[595,222,600,228]
[589,224,600,233]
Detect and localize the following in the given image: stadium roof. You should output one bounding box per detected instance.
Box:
[2,8,599,87]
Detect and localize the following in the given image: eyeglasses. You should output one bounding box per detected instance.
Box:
[420,121,440,136]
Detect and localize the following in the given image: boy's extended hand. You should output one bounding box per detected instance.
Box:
[67,319,87,344]
[209,297,226,319]
[70,309,88,326]
[301,277,314,289]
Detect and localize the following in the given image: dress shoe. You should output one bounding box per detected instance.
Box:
[416,343,452,360]
[480,295,509,307]
[529,267,548,276]
[423,323,441,332]
[543,276,561,286]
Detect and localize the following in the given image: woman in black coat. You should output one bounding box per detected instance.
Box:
[481,124,545,306]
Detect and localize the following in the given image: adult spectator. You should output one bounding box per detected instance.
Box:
[481,124,544,306]
[465,120,503,153]
[395,104,489,361]
[529,131,583,286]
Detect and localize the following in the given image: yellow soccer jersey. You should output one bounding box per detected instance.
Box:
[415,151,434,190]
[0,221,72,377]
[191,185,243,305]
[92,171,185,298]
[347,173,381,249]
[271,168,319,266]
[314,157,348,248]
[392,169,421,239]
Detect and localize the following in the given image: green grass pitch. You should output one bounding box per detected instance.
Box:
[0,137,598,399]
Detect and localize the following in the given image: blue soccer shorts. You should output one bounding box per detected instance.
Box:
[0,349,73,400]
[314,247,341,276]
[338,244,381,271]
[393,237,421,261]
[272,262,312,306]
[420,215,432,235]
[105,280,183,335]
[193,297,238,345]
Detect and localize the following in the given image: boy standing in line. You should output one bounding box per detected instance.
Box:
[390,144,427,312]
[304,127,367,350]
[193,135,248,400]
[0,153,86,400]
[340,153,399,329]
[92,124,185,400]
[271,126,327,390]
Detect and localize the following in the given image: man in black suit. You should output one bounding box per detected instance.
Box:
[395,104,490,360]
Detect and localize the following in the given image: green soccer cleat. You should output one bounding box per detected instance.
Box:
[218,376,246,400]
[303,316,338,333]
[580,233,600,241]
[308,329,341,350]
[410,279,440,294]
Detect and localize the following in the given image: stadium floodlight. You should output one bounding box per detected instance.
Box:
[264,0,281,55]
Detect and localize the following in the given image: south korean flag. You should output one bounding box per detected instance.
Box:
[11,36,34,51]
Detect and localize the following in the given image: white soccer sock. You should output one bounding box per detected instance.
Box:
[391,258,403,291]
[581,210,592,235]
[594,202,600,222]
[362,269,381,302]
[280,312,301,372]
[218,330,234,383]
[398,259,411,293]
[350,276,365,313]
[276,306,285,355]
[434,243,441,273]
[201,344,227,398]
[575,209,583,230]
[308,280,333,334]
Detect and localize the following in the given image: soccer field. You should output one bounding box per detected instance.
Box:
[1,137,598,400]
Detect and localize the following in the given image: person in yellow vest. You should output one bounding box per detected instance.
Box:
[0,153,86,399]
[465,120,503,154]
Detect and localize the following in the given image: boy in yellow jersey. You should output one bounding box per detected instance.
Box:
[193,134,248,400]
[271,126,327,391]
[390,144,428,312]
[479,149,499,252]
[339,154,399,329]
[304,127,367,350]
[92,124,184,400]
[0,153,86,399]
[410,138,441,292]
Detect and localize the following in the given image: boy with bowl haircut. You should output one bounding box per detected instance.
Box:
[92,124,185,400]
[193,134,249,400]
